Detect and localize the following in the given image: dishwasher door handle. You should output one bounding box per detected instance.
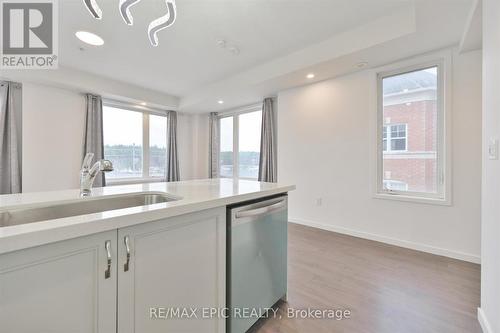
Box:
[235,199,286,219]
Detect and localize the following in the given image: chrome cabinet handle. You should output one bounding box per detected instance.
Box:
[104,240,112,279]
[124,236,131,272]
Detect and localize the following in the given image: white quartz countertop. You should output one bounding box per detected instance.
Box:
[0,179,295,254]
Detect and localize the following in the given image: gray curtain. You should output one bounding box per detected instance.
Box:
[208,112,219,178]
[83,94,105,187]
[0,82,22,194]
[258,98,277,183]
[166,111,180,181]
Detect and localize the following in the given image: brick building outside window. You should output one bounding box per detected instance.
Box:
[381,67,438,194]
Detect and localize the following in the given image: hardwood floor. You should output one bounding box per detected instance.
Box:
[250,223,481,333]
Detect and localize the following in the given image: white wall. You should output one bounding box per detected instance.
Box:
[480,0,500,331]
[21,82,203,193]
[22,83,86,192]
[191,115,210,179]
[277,49,482,263]
[177,113,209,180]
[2,66,179,111]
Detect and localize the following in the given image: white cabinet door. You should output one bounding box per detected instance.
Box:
[0,230,117,333]
[117,207,226,333]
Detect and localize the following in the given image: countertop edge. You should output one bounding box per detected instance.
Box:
[0,184,294,255]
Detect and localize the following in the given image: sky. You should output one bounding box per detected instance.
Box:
[424,67,437,75]
[220,110,262,152]
[103,106,166,147]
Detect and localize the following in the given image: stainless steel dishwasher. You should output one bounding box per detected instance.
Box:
[227,194,288,333]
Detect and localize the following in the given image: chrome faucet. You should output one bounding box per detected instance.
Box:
[80,153,114,196]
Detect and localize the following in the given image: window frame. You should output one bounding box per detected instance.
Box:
[102,100,168,185]
[217,104,262,180]
[374,56,451,205]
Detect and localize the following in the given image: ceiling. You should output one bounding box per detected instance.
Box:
[55,0,474,113]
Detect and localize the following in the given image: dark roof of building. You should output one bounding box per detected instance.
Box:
[383,69,437,95]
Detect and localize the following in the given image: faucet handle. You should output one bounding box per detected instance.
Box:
[100,159,114,172]
[82,153,95,171]
[82,153,94,171]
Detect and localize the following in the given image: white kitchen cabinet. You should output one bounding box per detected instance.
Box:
[0,230,117,333]
[0,207,226,333]
[117,207,226,333]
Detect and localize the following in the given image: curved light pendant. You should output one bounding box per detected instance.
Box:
[119,0,142,25]
[83,0,102,19]
[83,0,177,47]
[148,0,176,47]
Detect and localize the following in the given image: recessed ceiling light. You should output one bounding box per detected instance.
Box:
[140,102,147,106]
[218,100,224,104]
[306,73,315,79]
[75,31,104,46]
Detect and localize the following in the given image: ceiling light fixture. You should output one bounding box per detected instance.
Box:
[140,102,147,106]
[119,0,142,25]
[148,0,177,47]
[75,31,104,46]
[218,100,224,104]
[83,0,102,19]
[306,73,315,79]
[83,0,177,47]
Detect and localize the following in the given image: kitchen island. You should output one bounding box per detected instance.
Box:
[0,178,295,333]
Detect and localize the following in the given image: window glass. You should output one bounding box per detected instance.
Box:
[381,66,439,194]
[383,180,408,191]
[238,111,262,179]
[103,106,143,179]
[219,116,234,177]
[218,110,263,179]
[149,115,167,178]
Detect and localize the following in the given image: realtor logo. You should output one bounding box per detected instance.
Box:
[1,0,58,69]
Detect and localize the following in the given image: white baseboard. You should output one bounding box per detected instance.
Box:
[478,308,493,333]
[288,217,481,264]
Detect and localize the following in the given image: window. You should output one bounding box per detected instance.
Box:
[238,111,262,179]
[219,109,262,179]
[103,104,167,183]
[219,117,233,178]
[383,124,407,152]
[377,63,446,201]
[149,115,167,178]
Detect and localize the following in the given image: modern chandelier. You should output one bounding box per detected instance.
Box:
[83,0,177,47]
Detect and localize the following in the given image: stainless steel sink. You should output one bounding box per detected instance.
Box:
[0,193,179,228]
